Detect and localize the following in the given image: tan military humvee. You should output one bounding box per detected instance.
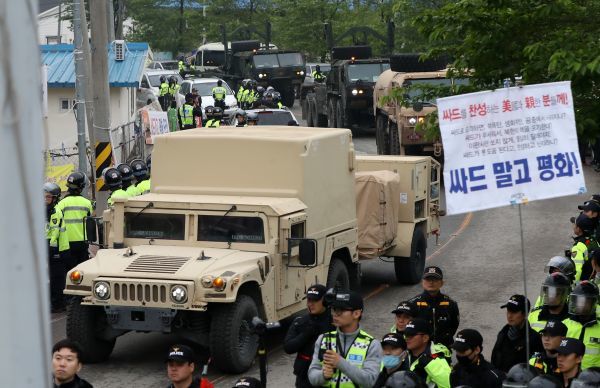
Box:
[63,127,441,373]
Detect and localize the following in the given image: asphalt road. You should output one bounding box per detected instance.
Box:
[50,101,600,387]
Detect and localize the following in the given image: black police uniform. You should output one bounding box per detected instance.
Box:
[408,291,460,348]
[490,323,544,372]
[284,309,334,387]
[53,375,93,388]
[450,355,505,388]
[530,351,559,375]
[166,376,203,388]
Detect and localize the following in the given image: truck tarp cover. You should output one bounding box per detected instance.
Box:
[355,170,400,259]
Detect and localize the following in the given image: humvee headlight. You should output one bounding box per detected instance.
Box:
[93,281,110,300]
[69,270,83,284]
[258,73,266,79]
[201,276,214,288]
[170,285,188,303]
[297,71,304,76]
[351,89,358,96]
[408,117,417,125]
[212,277,227,292]
[418,116,425,124]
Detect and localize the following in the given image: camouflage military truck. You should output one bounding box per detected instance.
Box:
[64,127,442,373]
[374,54,464,157]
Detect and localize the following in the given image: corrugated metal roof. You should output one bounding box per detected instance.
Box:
[41,42,149,88]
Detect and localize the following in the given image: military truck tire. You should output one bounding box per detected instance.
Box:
[66,297,116,363]
[394,228,426,284]
[389,123,401,155]
[209,295,259,373]
[306,100,315,127]
[311,100,321,127]
[327,259,351,291]
[327,99,337,128]
[376,114,390,155]
[302,98,309,120]
[335,100,344,129]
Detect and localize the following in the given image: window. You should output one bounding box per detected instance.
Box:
[347,63,390,82]
[277,53,303,67]
[254,110,295,125]
[180,82,190,95]
[198,215,265,244]
[125,213,186,240]
[289,222,306,248]
[59,98,73,113]
[253,54,279,68]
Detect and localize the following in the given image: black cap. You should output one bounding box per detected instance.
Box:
[306,284,327,300]
[422,266,443,280]
[404,318,432,336]
[575,214,596,233]
[501,294,530,313]
[451,329,483,352]
[540,320,568,337]
[165,344,195,363]
[391,301,416,316]
[556,337,585,356]
[381,332,407,349]
[582,200,600,213]
[232,377,262,388]
[330,290,363,310]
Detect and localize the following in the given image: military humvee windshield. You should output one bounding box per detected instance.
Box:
[253,54,279,68]
[403,78,470,103]
[278,53,303,67]
[198,215,265,243]
[125,213,186,240]
[348,63,390,82]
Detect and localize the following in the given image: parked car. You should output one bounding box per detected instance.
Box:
[148,60,180,71]
[140,70,183,97]
[231,108,299,126]
[176,78,238,112]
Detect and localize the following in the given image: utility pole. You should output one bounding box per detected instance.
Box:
[1,0,51,386]
[106,0,115,42]
[57,2,62,42]
[73,0,88,174]
[90,0,112,210]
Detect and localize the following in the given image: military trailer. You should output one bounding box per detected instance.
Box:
[64,127,442,373]
[374,54,464,157]
[301,46,389,131]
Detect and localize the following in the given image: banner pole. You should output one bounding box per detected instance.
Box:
[518,203,530,365]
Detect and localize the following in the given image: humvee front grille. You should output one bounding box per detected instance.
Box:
[124,255,190,274]
[113,282,168,303]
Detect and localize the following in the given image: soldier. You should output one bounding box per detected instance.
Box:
[529,320,567,375]
[554,338,585,385]
[404,318,451,387]
[408,266,460,348]
[373,332,410,387]
[308,290,382,387]
[284,284,334,388]
[450,328,505,387]
[491,295,544,373]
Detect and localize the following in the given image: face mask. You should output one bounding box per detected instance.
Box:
[456,354,472,366]
[382,354,401,369]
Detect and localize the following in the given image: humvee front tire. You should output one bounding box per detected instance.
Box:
[327,259,350,291]
[376,114,390,155]
[389,123,401,155]
[66,297,116,363]
[394,228,426,284]
[209,295,259,373]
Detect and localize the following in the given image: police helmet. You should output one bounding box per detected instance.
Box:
[130,159,148,180]
[502,363,539,387]
[217,79,223,86]
[389,371,426,387]
[527,375,562,388]
[256,86,265,96]
[241,79,250,88]
[231,376,261,388]
[116,163,134,182]
[160,75,166,83]
[205,105,215,118]
[266,86,275,92]
[571,367,600,387]
[250,79,257,87]
[185,93,194,103]
[568,280,599,316]
[315,65,321,71]
[545,255,576,280]
[43,182,61,198]
[146,154,152,173]
[264,91,273,99]
[272,91,281,102]
[169,75,178,84]
[247,112,259,124]
[102,167,122,190]
[212,107,223,118]
[66,171,86,191]
[540,272,571,307]
[236,109,247,119]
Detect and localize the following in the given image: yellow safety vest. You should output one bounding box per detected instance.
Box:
[136,179,151,195]
[46,206,68,252]
[107,189,128,207]
[205,119,220,128]
[212,86,227,100]
[179,104,194,126]
[409,343,451,388]
[125,185,140,197]
[55,195,94,243]
[159,82,169,96]
[572,240,589,281]
[319,330,374,388]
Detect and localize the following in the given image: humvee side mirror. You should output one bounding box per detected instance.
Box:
[85,216,104,246]
[287,238,318,267]
[413,101,423,112]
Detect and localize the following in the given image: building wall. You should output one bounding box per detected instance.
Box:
[45,87,136,150]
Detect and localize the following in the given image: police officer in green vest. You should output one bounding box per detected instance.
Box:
[237,79,249,107]
[103,167,128,207]
[55,172,94,270]
[404,318,451,387]
[308,290,382,387]
[158,75,169,111]
[212,80,227,111]
[529,273,572,332]
[178,93,196,130]
[117,163,139,197]
[45,182,68,313]
[204,106,217,127]
[273,91,284,109]
[563,281,600,370]
[131,159,150,195]
[235,109,248,127]
[571,214,598,281]
[312,65,325,82]
[178,57,185,75]
[529,320,567,375]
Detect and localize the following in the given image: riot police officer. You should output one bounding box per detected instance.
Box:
[235,109,247,127]
[103,167,128,207]
[284,284,334,388]
[117,163,139,197]
[563,281,600,369]
[528,273,572,332]
[131,159,150,195]
[45,182,68,313]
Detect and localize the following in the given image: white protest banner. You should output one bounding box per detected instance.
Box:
[148,110,170,140]
[438,81,586,215]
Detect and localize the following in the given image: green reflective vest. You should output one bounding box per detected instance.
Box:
[159,82,170,96]
[179,104,194,126]
[409,343,451,388]
[277,101,283,109]
[107,189,128,207]
[572,236,596,281]
[580,321,600,369]
[125,185,140,197]
[55,195,94,243]
[319,330,374,387]
[205,119,220,128]
[241,89,250,103]
[237,86,245,102]
[212,86,227,100]
[178,61,184,72]
[529,352,559,374]
[46,206,68,252]
[312,70,324,81]
[136,179,151,195]
[169,84,180,96]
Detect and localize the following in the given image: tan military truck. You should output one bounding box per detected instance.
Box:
[64,127,441,373]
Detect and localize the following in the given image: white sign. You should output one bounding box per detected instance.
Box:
[148,110,170,140]
[438,81,586,215]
